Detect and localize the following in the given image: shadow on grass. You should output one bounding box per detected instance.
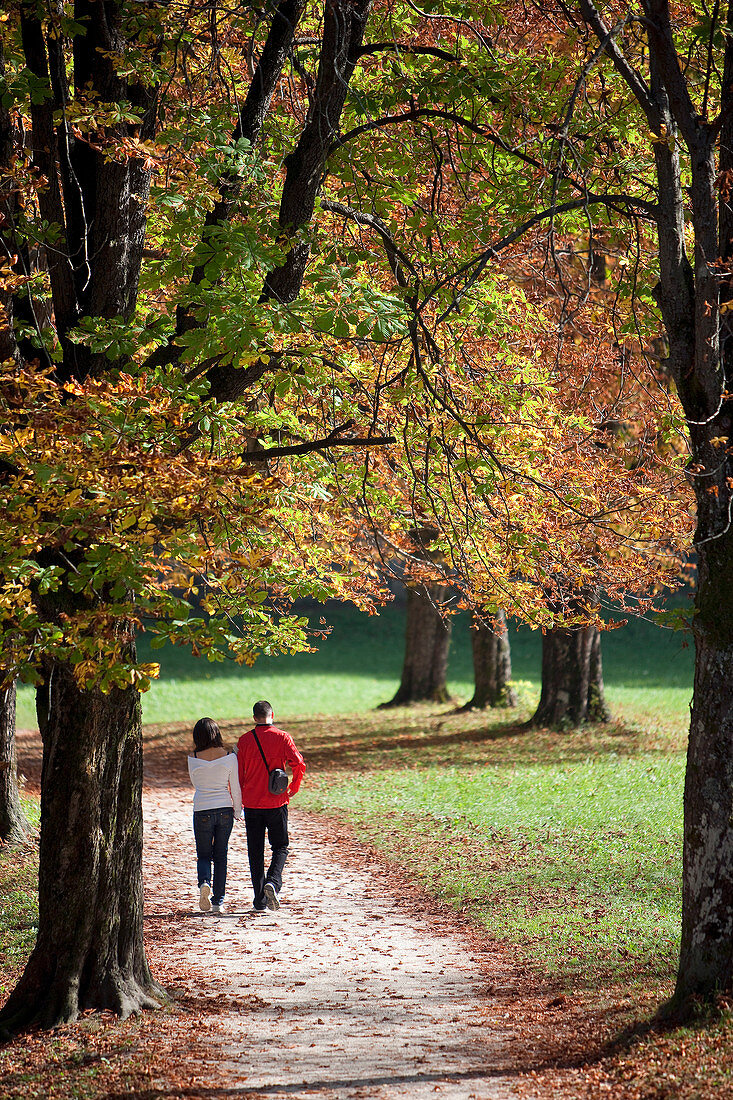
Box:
[140,705,673,778]
[298,713,664,773]
[301,719,528,770]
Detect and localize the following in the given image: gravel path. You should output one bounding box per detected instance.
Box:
[143,778,518,1100]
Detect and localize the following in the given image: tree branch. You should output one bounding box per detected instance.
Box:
[424,192,658,322]
[333,106,488,151]
[576,0,661,127]
[243,434,396,461]
[206,0,374,403]
[644,0,705,150]
[262,0,373,303]
[355,41,457,62]
[144,0,308,372]
[331,103,657,226]
[319,199,417,284]
[18,3,78,341]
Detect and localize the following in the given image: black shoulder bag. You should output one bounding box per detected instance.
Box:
[251,729,289,795]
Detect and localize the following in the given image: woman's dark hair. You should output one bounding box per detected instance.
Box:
[192,717,224,752]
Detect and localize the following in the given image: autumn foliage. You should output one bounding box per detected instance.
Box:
[0,1,692,699]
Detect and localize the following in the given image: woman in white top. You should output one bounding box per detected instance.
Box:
[188,717,243,914]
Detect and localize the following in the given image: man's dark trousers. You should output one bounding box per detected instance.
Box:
[244,806,289,909]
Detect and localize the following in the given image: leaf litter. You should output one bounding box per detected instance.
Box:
[3,723,733,1098]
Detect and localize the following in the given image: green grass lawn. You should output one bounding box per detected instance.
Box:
[10,598,692,993]
[292,705,685,990]
[0,798,41,1004]
[14,598,695,729]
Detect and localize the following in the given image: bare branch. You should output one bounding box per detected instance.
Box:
[424,193,658,322]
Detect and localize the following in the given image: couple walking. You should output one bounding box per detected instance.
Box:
[187,700,305,913]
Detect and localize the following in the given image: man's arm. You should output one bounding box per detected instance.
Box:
[283,735,306,796]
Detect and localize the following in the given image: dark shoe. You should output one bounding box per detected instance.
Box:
[264,882,280,911]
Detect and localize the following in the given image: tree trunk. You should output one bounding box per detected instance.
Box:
[531,623,610,728]
[674,539,733,1001]
[384,584,452,705]
[0,682,28,844]
[673,6,733,1006]
[0,653,163,1036]
[464,611,517,709]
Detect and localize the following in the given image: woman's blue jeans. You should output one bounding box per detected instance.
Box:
[193,807,234,905]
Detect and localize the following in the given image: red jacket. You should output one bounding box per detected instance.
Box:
[237,724,306,810]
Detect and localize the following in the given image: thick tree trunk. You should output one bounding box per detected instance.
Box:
[0,653,163,1036]
[531,623,610,728]
[675,540,733,1001]
[674,5,733,1006]
[385,584,452,705]
[0,682,28,844]
[464,611,517,709]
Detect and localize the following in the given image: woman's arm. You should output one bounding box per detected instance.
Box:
[228,754,243,818]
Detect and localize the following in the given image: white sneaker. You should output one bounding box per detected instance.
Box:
[264,882,280,911]
[199,884,212,912]
[211,902,225,914]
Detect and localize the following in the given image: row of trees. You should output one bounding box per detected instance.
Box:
[388,577,606,726]
[0,0,728,1032]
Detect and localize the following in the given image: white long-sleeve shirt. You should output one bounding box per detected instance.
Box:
[188,753,243,816]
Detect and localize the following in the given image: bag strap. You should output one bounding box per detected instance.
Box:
[251,728,271,774]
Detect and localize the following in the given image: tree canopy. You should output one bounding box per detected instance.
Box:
[0,0,700,1033]
[0,0,688,696]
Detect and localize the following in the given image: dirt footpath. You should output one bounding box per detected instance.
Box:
[143,776,518,1099]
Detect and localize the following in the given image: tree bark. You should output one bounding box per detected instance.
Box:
[384,584,452,705]
[0,651,163,1035]
[0,682,28,844]
[675,539,733,1000]
[674,0,733,1003]
[463,611,517,709]
[531,622,610,728]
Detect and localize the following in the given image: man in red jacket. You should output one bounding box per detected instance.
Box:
[237,700,306,912]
